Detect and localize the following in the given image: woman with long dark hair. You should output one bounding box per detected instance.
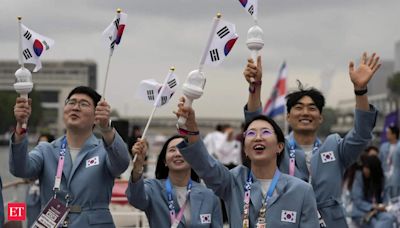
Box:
[126,135,222,227]
[174,98,319,227]
[351,155,397,227]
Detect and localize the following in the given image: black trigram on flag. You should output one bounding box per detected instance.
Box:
[217,26,230,39]
[114,18,120,30]
[168,79,177,89]
[42,40,50,50]
[23,30,32,40]
[161,96,168,105]
[147,90,155,100]
[209,49,220,62]
[110,40,116,49]
[23,49,32,60]
[248,5,254,15]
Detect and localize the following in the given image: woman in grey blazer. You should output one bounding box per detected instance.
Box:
[126,135,222,227]
[174,101,319,227]
[350,155,397,227]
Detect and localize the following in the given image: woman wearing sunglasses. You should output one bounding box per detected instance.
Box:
[126,135,222,227]
[174,97,319,227]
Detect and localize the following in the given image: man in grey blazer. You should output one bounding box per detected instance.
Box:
[10,86,130,227]
[243,53,380,227]
[379,125,399,177]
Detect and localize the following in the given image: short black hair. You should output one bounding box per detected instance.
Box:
[66,86,101,107]
[155,135,200,182]
[286,80,325,113]
[388,125,400,139]
[243,115,285,166]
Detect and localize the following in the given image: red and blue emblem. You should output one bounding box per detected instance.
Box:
[116,25,125,45]
[224,37,238,56]
[239,0,248,7]
[33,39,44,57]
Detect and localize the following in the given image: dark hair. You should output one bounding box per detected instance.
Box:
[155,135,200,182]
[243,115,285,166]
[361,155,384,203]
[66,86,101,107]
[286,81,325,113]
[37,133,55,144]
[365,145,379,155]
[388,125,400,140]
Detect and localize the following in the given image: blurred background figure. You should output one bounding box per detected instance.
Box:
[350,155,397,227]
[379,125,399,179]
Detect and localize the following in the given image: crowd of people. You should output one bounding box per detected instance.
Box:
[1,52,400,227]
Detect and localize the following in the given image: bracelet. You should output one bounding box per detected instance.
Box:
[177,127,199,136]
[249,80,262,93]
[354,87,368,96]
[15,127,27,135]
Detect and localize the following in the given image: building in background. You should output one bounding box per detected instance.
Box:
[0,60,97,136]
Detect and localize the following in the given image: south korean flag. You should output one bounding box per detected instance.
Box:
[19,23,54,72]
[281,210,297,223]
[136,72,179,107]
[321,151,336,163]
[204,19,238,67]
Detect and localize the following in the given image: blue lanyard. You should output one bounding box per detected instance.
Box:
[53,137,67,193]
[165,177,192,226]
[242,168,281,227]
[288,135,320,176]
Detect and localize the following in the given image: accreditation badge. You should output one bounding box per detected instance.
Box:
[31,197,70,228]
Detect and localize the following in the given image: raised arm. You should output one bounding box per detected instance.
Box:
[174,97,236,199]
[126,140,151,210]
[244,56,264,122]
[338,52,380,167]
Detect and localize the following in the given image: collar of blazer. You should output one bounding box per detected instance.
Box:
[249,173,287,211]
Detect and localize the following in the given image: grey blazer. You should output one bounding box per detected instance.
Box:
[126,177,223,227]
[244,105,378,228]
[379,142,392,174]
[177,139,319,228]
[386,141,400,198]
[9,133,130,227]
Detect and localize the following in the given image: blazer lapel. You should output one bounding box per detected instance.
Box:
[67,135,98,186]
[250,179,263,212]
[310,149,320,184]
[266,174,286,209]
[189,183,205,226]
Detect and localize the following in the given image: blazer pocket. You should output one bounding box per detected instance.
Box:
[87,209,114,225]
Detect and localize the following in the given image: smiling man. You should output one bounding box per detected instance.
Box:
[10,86,130,227]
[244,53,380,228]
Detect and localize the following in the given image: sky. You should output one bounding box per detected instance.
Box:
[1,0,400,119]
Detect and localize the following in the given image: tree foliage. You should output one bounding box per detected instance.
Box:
[0,90,42,134]
[319,107,337,137]
[387,72,400,96]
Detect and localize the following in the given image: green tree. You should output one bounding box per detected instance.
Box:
[0,90,42,134]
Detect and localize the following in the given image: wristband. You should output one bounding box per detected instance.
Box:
[15,127,27,135]
[177,127,199,136]
[354,87,368,96]
[249,80,262,93]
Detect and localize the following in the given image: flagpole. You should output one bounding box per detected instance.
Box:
[198,13,221,72]
[133,67,175,163]
[101,8,121,99]
[17,17,24,68]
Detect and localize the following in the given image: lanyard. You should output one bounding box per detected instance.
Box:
[242,169,280,228]
[53,137,67,195]
[165,178,192,228]
[288,135,320,176]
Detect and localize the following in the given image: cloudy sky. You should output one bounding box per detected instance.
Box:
[1,0,400,119]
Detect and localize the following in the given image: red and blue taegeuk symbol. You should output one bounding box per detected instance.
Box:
[33,39,44,57]
[224,37,238,56]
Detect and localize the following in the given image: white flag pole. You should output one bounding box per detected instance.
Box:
[198,13,221,72]
[101,8,121,100]
[17,17,24,68]
[132,67,175,163]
